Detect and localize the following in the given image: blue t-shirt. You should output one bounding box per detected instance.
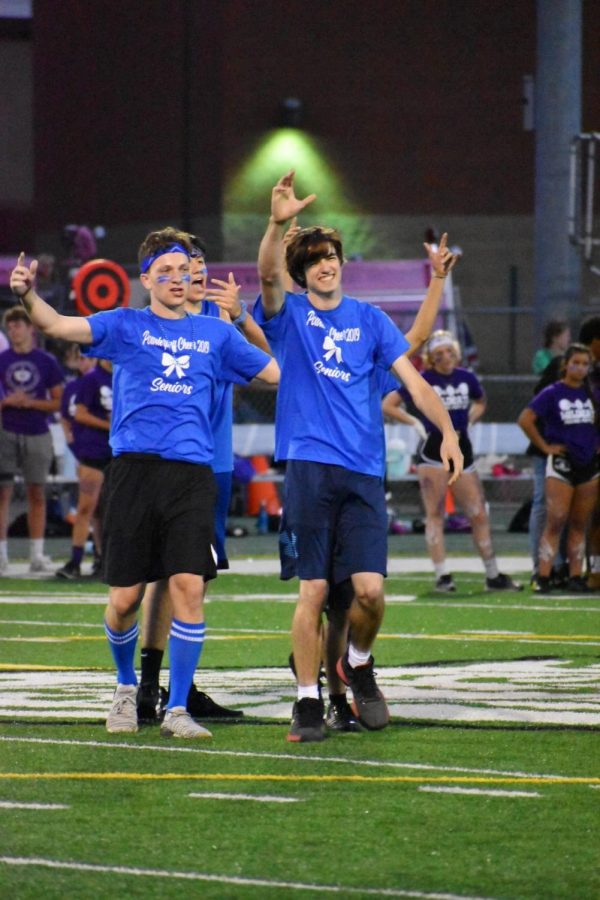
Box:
[86,306,270,465]
[0,347,63,435]
[399,367,483,435]
[254,292,409,476]
[528,382,599,466]
[74,365,112,460]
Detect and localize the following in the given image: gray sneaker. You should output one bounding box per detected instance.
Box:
[30,555,52,573]
[160,706,212,739]
[106,684,139,733]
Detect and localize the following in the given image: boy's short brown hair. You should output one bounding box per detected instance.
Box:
[285,226,344,289]
[137,226,189,269]
[3,305,33,329]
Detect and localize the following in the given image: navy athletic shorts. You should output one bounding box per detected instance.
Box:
[280,459,388,584]
[101,454,217,587]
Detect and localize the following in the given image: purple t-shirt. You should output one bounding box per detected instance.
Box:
[400,366,483,435]
[74,365,112,460]
[528,382,599,466]
[0,347,64,435]
[60,377,81,452]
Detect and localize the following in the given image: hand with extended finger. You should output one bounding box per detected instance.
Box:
[424,233,458,279]
[271,171,316,225]
[441,431,464,485]
[10,252,38,300]
[206,272,242,319]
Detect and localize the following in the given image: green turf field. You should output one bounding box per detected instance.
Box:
[0,571,598,899]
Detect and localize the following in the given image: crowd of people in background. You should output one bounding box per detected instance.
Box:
[2,174,599,743]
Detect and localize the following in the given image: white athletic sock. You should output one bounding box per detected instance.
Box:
[297,684,320,701]
[483,557,499,579]
[30,538,44,560]
[434,562,448,579]
[0,540,7,561]
[348,643,371,668]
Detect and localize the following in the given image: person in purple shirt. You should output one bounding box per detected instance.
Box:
[56,359,113,580]
[383,329,522,594]
[519,342,599,593]
[0,306,64,574]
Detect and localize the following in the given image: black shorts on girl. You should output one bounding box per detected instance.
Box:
[101,454,217,586]
[282,459,388,584]
[546,453,599,487]
[417,430,474,472]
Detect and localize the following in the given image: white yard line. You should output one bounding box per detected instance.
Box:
[0,800,69,810]
[0,855,497,899]
[188,791,302,803]
[418,786,540,798]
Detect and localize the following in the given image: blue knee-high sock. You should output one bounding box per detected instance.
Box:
[104,621,138,685]
[168,619,205,709]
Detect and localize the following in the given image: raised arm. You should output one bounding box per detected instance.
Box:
[10,253,93,343]
[258,171,316,318]
[391,354,463,483]
[205,271,272,354]
[404,233,458,356]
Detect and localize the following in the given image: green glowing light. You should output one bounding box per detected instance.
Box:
[225,129,356,216]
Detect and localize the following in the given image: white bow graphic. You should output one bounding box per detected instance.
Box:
[161,352,190,379]
[323,335,343,364]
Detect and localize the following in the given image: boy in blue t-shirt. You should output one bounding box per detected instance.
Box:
[10,230,279,739]
[255,170,463,742]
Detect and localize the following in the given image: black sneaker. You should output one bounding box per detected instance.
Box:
[326,695,362,733]
[286,697,325,743]
[137,684,168,724]
[91,556,102,577]
[566,575,592,593]
[532,575,552,594]
[186,683,244,719]
[336,652,389,731]
[55,559,81,580]
[486,573,523,592]
[434,574,456,593]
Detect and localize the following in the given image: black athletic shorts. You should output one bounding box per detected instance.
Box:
[78,456,112,473]
[417,430,474,473]
[101,454,217,587]
[546,453,599,487]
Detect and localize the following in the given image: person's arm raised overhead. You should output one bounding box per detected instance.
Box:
[10,253,93,343]
[404,233,458,356]
[257,171,316,318]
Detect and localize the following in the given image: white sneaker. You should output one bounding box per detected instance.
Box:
[106,684,139,734]
[160,706,212,739]
[29,555,52,573]
[0,558,9,576]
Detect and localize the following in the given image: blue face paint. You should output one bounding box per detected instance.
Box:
[182,274,191,282]
[156,275,171,283]
[140,242,190,274]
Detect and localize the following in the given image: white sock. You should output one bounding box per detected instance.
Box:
[297,684,320,701]
[0,540,7,562]
[30,538,44,560]
[434,562,448,579]
[348,643,371,668]
[483,558,499,579]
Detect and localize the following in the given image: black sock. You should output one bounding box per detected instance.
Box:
[140,647,164,688]
[329,692,347,705]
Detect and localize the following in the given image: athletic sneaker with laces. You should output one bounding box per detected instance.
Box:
[29,555,52,573]
[106,684,139,733]
[160,706,212,739]
[55,559,81,580]
[434,574,456,593]
[532,574,552,594]
[336,652,389,731]
[485,573,523,592]
[286,697,325,742]
[326,695,362,732]
[186,683,244,719]
[137,683,168,723]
